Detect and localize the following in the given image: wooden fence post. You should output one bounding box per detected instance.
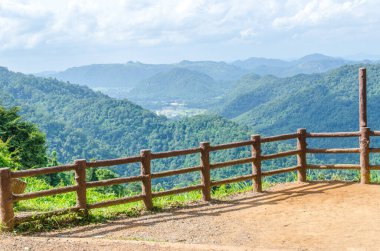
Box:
[359,68,367,128]
[74,160,87,213]
[140,149,153,210]
[200,142,211,201]
[297,128,307,182]
[360,127,370,184]
[0,168,14,231]
[251,135,262,193]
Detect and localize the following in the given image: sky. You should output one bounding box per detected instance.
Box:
[0,0,380,73]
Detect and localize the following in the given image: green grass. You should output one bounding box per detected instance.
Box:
[12,178,273,234]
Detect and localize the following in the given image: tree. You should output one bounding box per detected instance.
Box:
[0,139,17,168]
[0,106,47,169]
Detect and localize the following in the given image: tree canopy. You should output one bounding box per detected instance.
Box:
[0,106,47,169]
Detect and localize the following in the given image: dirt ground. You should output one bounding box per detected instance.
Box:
[2,181,380,250]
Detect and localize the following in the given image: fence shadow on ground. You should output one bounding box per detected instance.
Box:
[39,181,363,238]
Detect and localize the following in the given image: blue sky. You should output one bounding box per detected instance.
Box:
[0,0,379,73]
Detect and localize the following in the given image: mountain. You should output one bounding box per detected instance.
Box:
[232,57,287,71]
[128,68,221,106]
[232,53,355,77]
[218,64,380,137]
[176,60,247,82]
[41,61,247,99]
[43,62,171,95]
[39,54,362,104]
[0,66,259,186]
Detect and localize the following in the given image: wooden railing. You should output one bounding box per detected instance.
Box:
[1,127,379,231]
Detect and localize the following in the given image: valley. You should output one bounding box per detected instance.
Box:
[38,54,377,115]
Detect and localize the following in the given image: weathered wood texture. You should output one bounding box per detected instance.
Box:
[87,156,141,168]
[210,157,254,169]
[151,148,201,159]
[371,131,380,136]
[0,168,14,231]
[360,127,371,184]
[306,132,360,138]
[370,165,380,170]
[261,133,298,143]
[307,164,361,170]
[297,129,307,182]
[151,166,201,179]
[140,150,153,210]
[210,140,253,151]
[200,142,211,201]
[87,176,143,188]
[359,68,367,128]
[11,164,76,178]
[262,166,300,177]
[261,150,300,160]
[74,160,87,211]
[370,148,380,153]
[12,185,78,202]
[307,148,361,153]
[251,135,262,193]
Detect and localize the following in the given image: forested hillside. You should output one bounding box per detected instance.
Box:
[128,68,222,106]
[3,63,378,188]
[0,66,265,186]
[219,64,380,136]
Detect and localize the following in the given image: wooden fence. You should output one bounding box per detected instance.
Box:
[0,67,375,231]
[1,127,380,231]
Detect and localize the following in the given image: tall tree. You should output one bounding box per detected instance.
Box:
[0,106,47,169]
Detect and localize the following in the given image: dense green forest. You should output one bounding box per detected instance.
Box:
[1,66,276,188]
[218,64,380,135]
[213,64,380,167]
[3,63,380,192]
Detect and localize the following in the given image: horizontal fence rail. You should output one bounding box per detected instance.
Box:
[306,148,361,154]
[86,156,141,168]
[307,132,360,138]
[2,127,380,231]
[307,164,361,170]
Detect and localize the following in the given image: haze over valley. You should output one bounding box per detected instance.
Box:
[36,53,379,118]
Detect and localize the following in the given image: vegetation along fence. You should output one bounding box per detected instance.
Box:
[0,68,376,231]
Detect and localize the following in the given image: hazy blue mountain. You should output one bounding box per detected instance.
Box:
[232,53,355,77]
[44,62,171,91]
[176,60,247,82]
[38,54,366,103]
[128,68,221,106]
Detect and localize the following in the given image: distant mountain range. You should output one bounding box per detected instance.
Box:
[231,53,366,77]
[36,54,377,108]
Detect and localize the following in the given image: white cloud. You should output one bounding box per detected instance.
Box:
[272,0,367,29]
[0,0,285,49]
[1,0,380,72]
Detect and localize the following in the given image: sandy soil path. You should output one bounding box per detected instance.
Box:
[1,181,380,250]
